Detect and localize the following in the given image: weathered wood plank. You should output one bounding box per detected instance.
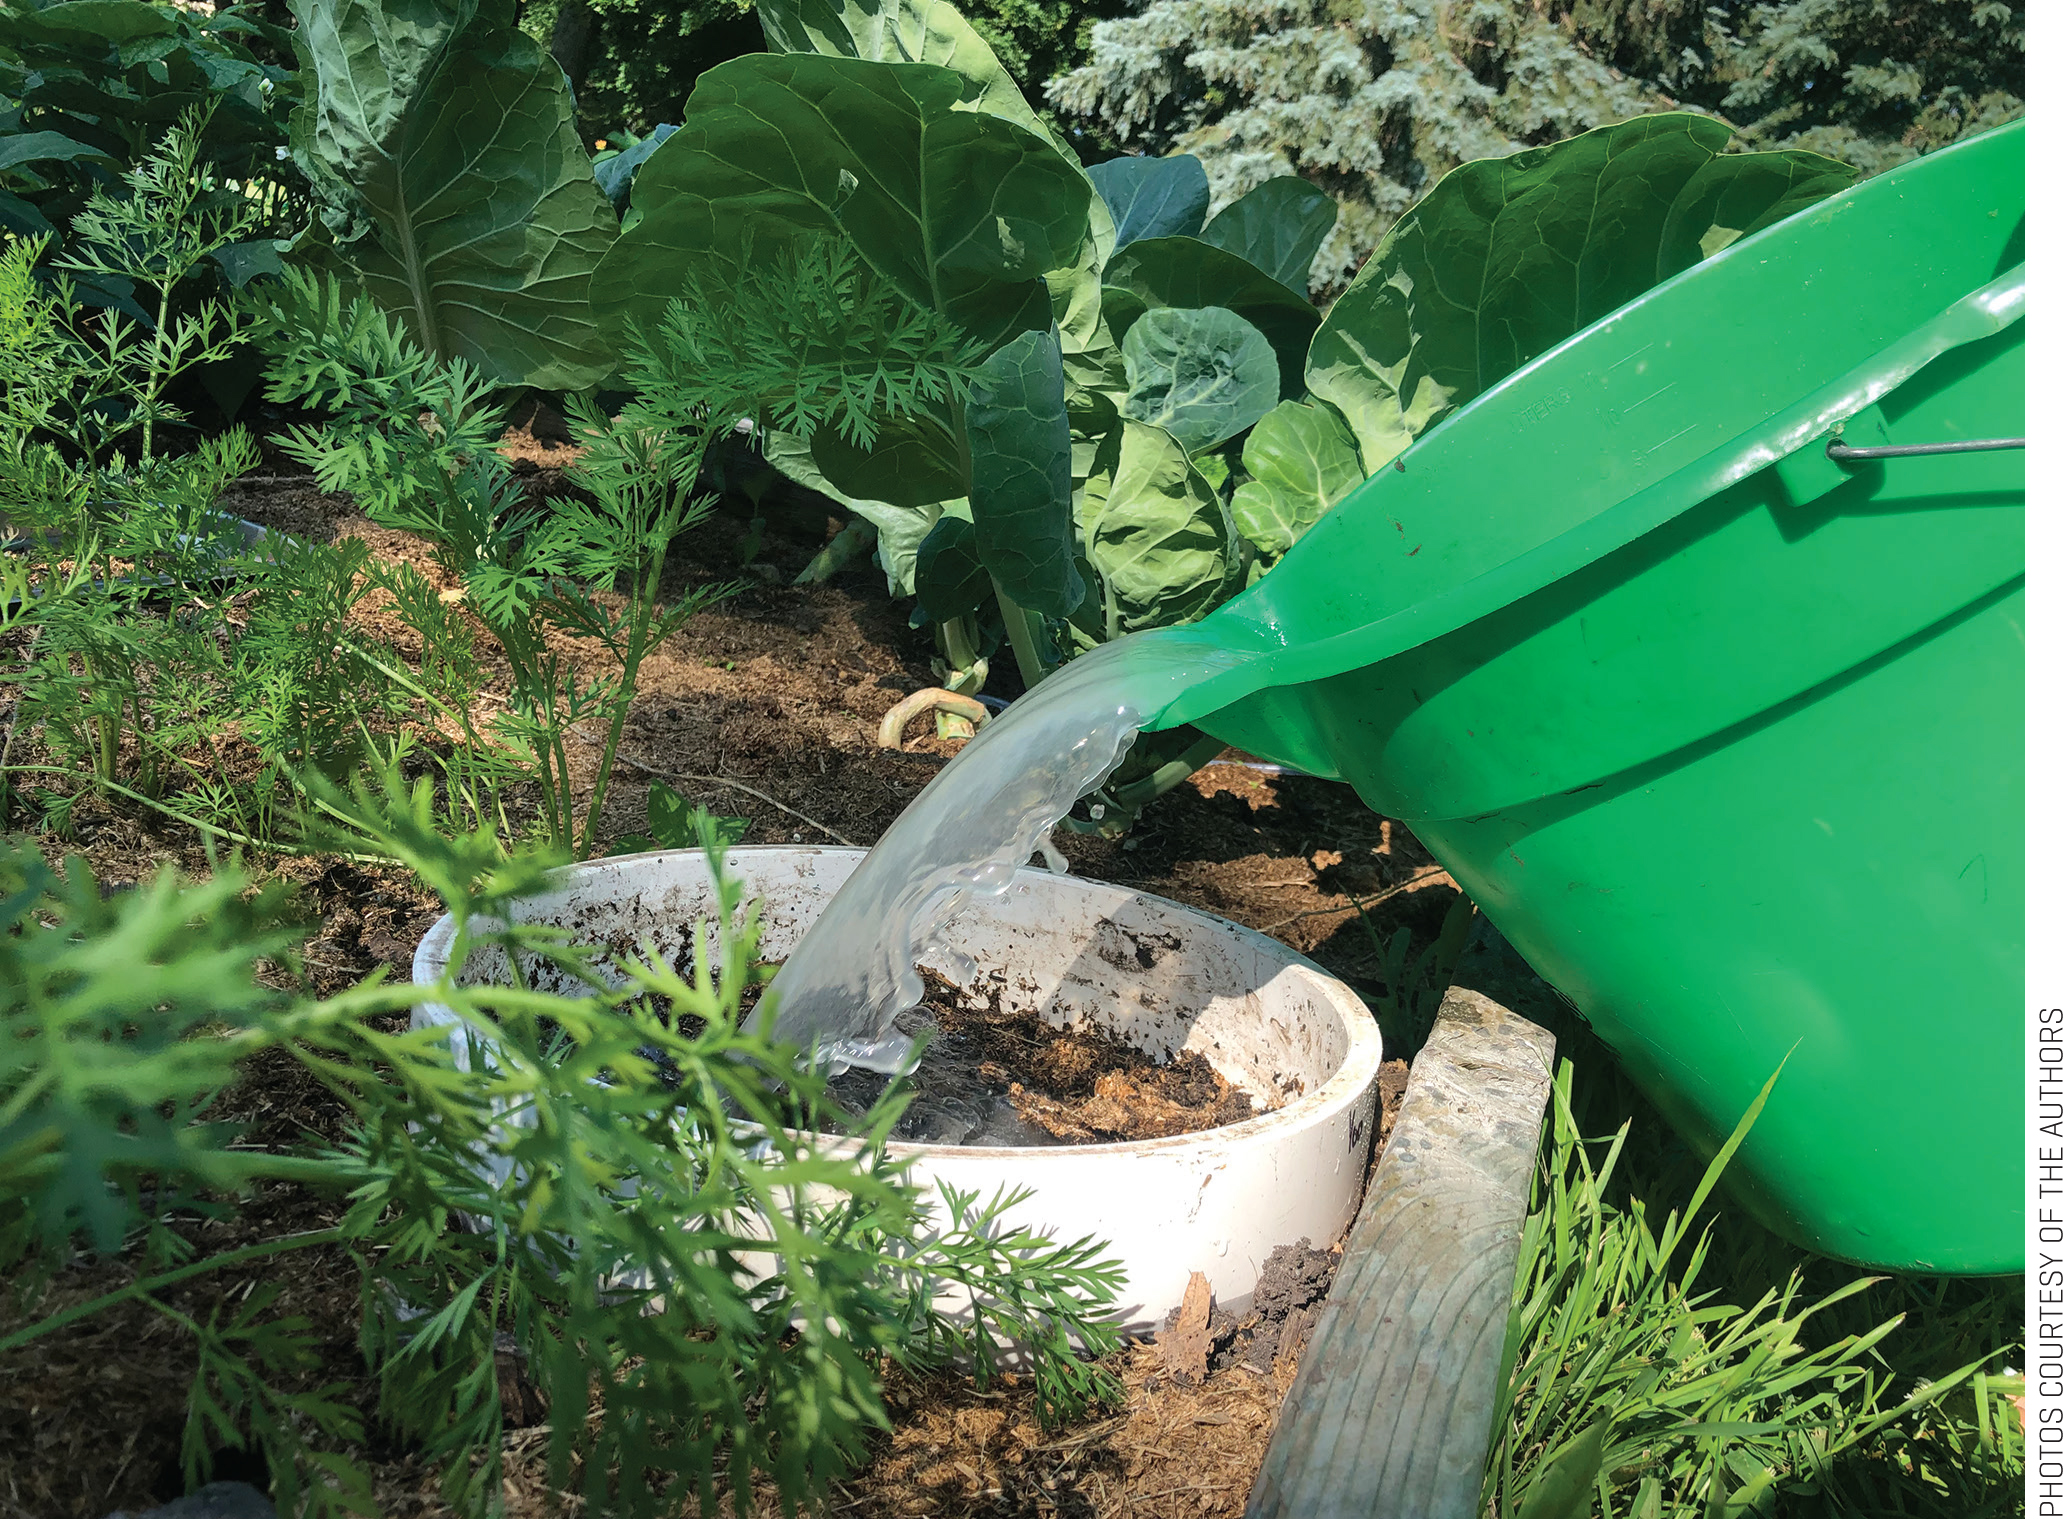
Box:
[1245,986,1555,1519]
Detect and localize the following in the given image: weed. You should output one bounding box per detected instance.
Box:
[1483,1046,2022,1517]
[1354,888,1475,1058]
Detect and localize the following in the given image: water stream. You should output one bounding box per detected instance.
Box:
[760,627,1255,1072]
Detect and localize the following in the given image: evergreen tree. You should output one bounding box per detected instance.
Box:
[1700,0,2023,171]
[1052,0,2023,296]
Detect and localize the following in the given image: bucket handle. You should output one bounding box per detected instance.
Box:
[1827,434,2024,462]
[1157,265,2026,731]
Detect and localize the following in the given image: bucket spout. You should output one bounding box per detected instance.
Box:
[1147,148,2029,747]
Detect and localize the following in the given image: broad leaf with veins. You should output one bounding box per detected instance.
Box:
[1076,421,1237,637]
[1118,305,1279,457]
[1200,176,1337,292]
[589,54,1087,357]
[1231,398,1363,558]
[1087,154,1209,251]
[966,325,1084,617]
[285,0,617,390]
[1308,114,1857,472]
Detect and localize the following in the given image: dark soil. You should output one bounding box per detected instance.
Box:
[0,425,1459,1519]
[1215,1239,1339,1377]
[825,970,1257,1146]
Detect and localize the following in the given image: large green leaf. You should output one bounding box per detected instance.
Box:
[1201,176,1337,292]
[1033,163,1120,411]
[756,0,1115,368]
[1079,421,1235,636]
[1066,382,1121,456]
[757,0,1061,154]
[7,0,173,44]
[212,237,287,288]
[874,501,952,599]
[1306,113,1859,471]
[762,426,946,596]
[1087,154,1209,251]
[0,130,113,175]
[0,2,293,246]
[589,54,1087,355]
[287,0,617,390]
[0,191,51,235]
[0,130,111,234]
[809,410,968,509]
[1101,235,1320,399]
[965,325,1084,618]
[1230,398,1363,557]
[1052,190,1121,391]
[914,513,988,621]
[1118,305,1279,457]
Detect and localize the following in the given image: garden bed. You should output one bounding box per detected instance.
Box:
[0,433,1446,1519]
[0,12,2025,1508]
[1,429,2023,1519]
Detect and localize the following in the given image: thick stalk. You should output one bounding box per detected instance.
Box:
[991,581,1049,690]
[793,520,877,585]
[1108,728,1228,811]
[86,653,117,781]
[510,657,563,850]
[94,709,115,783]
[532,711,567,851]
[938,614,983,689]
[132,682,153,794]
[504,623,569,850]
[1056,727,1227,837]
[548,698,577,851]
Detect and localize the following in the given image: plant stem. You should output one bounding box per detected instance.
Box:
[577,575,655,859]
[991,582,1048,691]
[90,656,118,781]
[547,697,576,851]
[793,519,876,585]
[7,765,395,864]
[140,277,173,461]
[337,638,479,743]
[938,615,983,690]
[1109,728,1229,810]
[1055,727,1226,837]
[0,1227,344,1354]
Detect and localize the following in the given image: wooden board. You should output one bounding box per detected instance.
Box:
[1245,986,1555,1519]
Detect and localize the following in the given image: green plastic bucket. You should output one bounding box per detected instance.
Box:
[1147,121,2024,1272]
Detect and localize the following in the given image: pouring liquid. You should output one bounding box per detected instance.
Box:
[760,628,1252,1072]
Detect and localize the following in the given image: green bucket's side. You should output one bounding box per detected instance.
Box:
[1414,583,2022,1270]
[1166,122,2024,1271]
